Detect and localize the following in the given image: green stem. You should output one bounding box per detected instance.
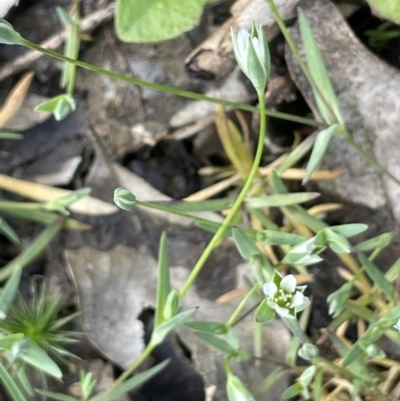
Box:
[20,39,320,127]
[180,89,267,297]
[226,283,260,327]
[99,342,155,400]
[0,217,64,281]
[345,134,400,186]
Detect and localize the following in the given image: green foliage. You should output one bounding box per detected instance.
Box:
[366,0,400,24]
[115,0,208,43]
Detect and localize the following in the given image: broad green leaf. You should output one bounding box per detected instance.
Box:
[366,0,400,24]
[330,224,368,238]
[0,363,28,401]
[245,192,319,208]
[298,11,342,124]
[155,232,171,327]
[185,321,227,334]
[0,265,21,317]
[0,217,19,244]
[232,226,261,259]
[324,229,351,253]
[22,340,62,379]
[90,360,169,401]
[255,299,275,324]
[356,232,392,252]
[116,0,208,43]
[256,230,305,245]
[358,252,395,301]
[195,331,236,355]
[0,333,24,351]
[151,308,197,346]
[303,124,338,184]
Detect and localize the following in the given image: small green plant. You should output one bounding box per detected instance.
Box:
[1,1,400,400]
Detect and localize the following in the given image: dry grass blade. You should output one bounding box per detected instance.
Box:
[0,174,117,215]
[0,71,34,128]
[215,104,253,179]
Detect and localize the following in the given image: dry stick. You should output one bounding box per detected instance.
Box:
[0,4,115,82]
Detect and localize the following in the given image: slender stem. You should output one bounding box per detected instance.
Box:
[226,283,260,327]
[180,89,267,297]
[346,134,400,186]
[20,39,320,127]
[99,342,155,400]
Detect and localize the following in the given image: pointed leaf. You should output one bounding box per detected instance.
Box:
[255,299,275,324]
[232,226,261,259]
[0,363,28,401]
[0,217,19,244]
[0,265,21,317]
[303,124,338,184]
[185,321,227,334]
[151,308,197,346]
[195,331,236,355]
[155,233,171,327]
[245,192,320,208]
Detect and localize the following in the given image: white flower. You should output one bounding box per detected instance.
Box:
[263,273,309,318]
[231,23,271,91]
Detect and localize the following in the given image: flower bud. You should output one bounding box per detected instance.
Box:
[114,188,136,210]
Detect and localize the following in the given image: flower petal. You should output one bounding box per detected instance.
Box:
[263,282,277,298]
[281,275,296,293]
[291,291,305,308]
[275,305,290,317]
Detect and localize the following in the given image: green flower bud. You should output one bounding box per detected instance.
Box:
[0,19,24,45]
[114,188,136,210]
[231,23,270,91]
[226,373,255,401]
[35,94,76,121]
[298,342,319,361]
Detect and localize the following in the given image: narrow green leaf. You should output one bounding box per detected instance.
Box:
[185,321,227,334]
[44,188,91,215]
[0,217,64,281]
[232,226,261,259]
[245,192,319,208]
[0,217,19,244]
[35,94,76,121]
[298,11,342,124]
[356,232,392,252]
[155,233,171,327]
[0,19,24,45]
[281,383,303,400]
[116,0,208,43]
[22,340,62,379]
[0,363,28,401]
[0,333,25,351]
[358,252,395,301]
[255,367,286,394]
[385,257,400,281]
[227,373,256,401]
[35,391,77,401]
[256,230,305,245]
[0,130,23,140]
[90,360,169,401]
[303,124,338,184]
[325,229,351,253]
[153,198,234,213]
[195,331,236,355]
[151,308,197,346]
[0,265,22,317]
[270,170,288,194]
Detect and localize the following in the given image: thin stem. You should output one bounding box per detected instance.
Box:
[180,89,267,297]
[346,134,400,186]
[98,342,155,401]
[20,39,320,127]
[226,283,260,327]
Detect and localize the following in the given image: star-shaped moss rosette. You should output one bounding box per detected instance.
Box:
[256,271,310,323]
